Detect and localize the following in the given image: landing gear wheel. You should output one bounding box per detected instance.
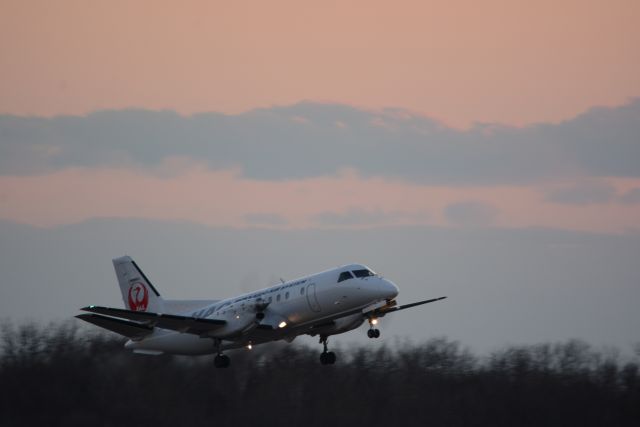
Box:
[320,351,336,365]
[214,354,230,368]
[319,335,336,365]
[367,328,381,338]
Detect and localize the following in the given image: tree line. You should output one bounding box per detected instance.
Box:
[1,321,638,426]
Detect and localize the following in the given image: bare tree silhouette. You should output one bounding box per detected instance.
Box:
[1,321,638,426]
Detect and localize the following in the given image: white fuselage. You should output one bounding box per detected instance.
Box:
[125,264,399,355]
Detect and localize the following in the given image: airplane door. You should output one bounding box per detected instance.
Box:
[306,283,321,312]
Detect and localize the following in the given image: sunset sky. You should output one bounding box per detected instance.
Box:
[1,1,640,350]
[2,0,640,233]
[1,0,639,126]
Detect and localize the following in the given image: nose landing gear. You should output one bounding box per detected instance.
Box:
[319,335,336,365]
[367,318,381,339]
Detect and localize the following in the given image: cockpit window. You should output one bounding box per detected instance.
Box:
[338,271,354,283]
[353,269,375,278]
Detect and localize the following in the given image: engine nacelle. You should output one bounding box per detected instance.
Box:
[313,314,365,336]
[205,298,268,339]
[208,312,258,339]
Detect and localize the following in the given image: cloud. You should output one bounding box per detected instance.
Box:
[244,213,289,226]
[444,201,498,226]
[1,99,640,184]
[619,188,640,204]
[313,208,419,227]
[545,181,617,205]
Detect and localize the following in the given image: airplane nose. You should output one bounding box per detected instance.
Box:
[380,279,399,299]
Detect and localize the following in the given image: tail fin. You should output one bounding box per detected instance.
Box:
[112,256,165,312]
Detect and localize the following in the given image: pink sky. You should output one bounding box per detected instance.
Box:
[2,0,639,127]
[1,165,639,233]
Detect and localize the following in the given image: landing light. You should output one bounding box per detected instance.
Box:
[371,318,378,325]
[247,344,252,350]
[278,321,287,328]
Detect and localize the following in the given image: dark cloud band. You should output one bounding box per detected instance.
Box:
[1,99,639,183]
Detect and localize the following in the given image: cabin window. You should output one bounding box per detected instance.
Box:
[268,296,272,303]
[285,291,289,299]
[277,294,281,302]
[338,271,354,283]
[300,287,305,295]
[353,269,375,278]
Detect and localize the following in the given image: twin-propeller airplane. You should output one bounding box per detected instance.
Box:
[77,256,446,367]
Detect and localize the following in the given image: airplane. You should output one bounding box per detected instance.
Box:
[77,256,446,368]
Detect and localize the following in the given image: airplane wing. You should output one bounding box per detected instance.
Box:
[291,296,447,335]
[80,306,226,336]
[371,296,447,317]
[76,313,153,339]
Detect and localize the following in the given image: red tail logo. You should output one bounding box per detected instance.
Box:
[128,283,149,311]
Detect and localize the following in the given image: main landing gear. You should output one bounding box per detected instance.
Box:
[367,318,381,339]
[319,335,336,365]
[214,353,230,368]
[213,339,230,368]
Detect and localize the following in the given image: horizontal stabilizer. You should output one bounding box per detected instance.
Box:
[81,306,226,335]
[76,313,153,339]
